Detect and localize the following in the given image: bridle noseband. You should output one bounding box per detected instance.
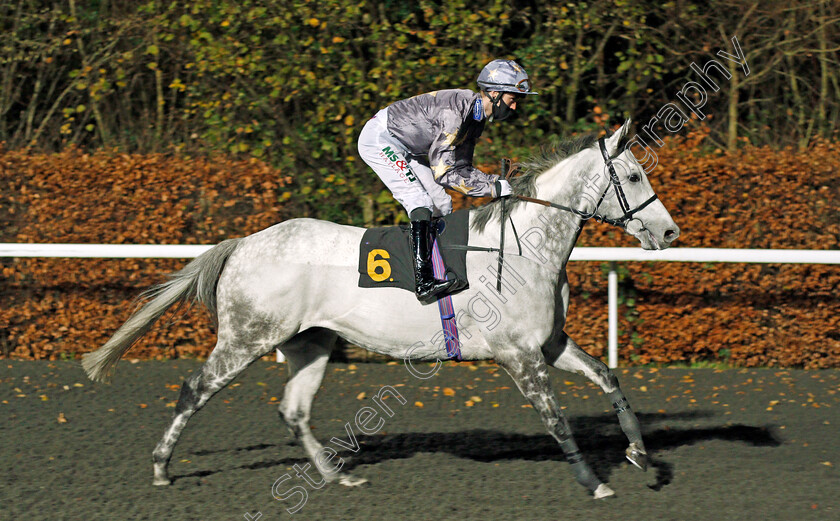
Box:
[513,137,658,229]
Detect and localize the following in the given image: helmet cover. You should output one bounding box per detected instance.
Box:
[477,59,537,95]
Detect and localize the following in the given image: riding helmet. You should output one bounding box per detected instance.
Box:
[477,59,538,95]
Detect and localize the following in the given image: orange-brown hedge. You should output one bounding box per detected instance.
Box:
[1,148,293,360]
[1,138,838,367]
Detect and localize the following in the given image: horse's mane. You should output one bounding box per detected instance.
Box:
[470,129,631,233]
[470,133,600,233]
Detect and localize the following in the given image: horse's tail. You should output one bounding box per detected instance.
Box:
[82,238,241,383]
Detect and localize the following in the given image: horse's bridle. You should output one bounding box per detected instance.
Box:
[490,137,659,291]
[513,137,658,229]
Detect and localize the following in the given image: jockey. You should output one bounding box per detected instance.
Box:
[358,59,537,303]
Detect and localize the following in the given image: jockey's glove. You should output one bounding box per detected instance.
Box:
[494,179,513,198]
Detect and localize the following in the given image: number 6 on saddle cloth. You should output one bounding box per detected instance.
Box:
[357,210,471,359]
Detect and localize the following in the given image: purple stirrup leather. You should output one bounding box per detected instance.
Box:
[430,238,461,360]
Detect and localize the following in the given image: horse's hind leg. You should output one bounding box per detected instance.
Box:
[542,332,647,471]
[278,328,367,487]
[152,340,265,485]
[496,349,614,499]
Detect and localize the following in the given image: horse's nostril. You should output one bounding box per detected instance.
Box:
[664,229,678,241]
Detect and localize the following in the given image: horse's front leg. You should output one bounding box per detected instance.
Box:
[496,350,615,499]
[542,332,647,471]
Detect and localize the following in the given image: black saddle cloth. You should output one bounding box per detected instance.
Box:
[357,210,470,294]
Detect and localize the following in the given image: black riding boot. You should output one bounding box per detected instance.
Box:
[411,219,456,304]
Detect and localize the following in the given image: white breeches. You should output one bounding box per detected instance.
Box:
[358,108,453,217]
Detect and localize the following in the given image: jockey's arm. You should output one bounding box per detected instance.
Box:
[428,133,501,198]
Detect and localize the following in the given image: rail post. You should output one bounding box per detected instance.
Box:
[608,262,618,369]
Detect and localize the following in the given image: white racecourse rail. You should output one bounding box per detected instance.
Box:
[2,244,839,368]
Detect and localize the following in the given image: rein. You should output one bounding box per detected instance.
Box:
[450,136,660,290]
[512,136,658,229]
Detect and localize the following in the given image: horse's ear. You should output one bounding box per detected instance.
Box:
[606,118,632,155]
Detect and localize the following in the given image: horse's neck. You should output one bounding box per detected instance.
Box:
[470,153,597,273]
[513,194,585,273]
[507,156,589,267]
[471,162,588,274]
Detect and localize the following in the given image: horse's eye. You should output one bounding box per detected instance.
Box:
[629,174,641,183]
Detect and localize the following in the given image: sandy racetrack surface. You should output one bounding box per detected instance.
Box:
[2,360,838,520]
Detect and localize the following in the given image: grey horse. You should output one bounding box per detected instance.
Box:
[83,120,679,499]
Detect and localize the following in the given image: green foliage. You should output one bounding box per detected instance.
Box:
[1,0,837,224]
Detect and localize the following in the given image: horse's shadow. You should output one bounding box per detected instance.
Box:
[175,410,782,491]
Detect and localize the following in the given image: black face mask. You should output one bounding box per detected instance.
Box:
[490,93,517,122]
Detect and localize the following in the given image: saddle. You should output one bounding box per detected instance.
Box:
[357,210,470,295]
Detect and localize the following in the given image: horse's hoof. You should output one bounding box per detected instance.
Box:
[593,483,615,499]
[338,474,368,487]
[152,477,171,486]
[625,442,648,472]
